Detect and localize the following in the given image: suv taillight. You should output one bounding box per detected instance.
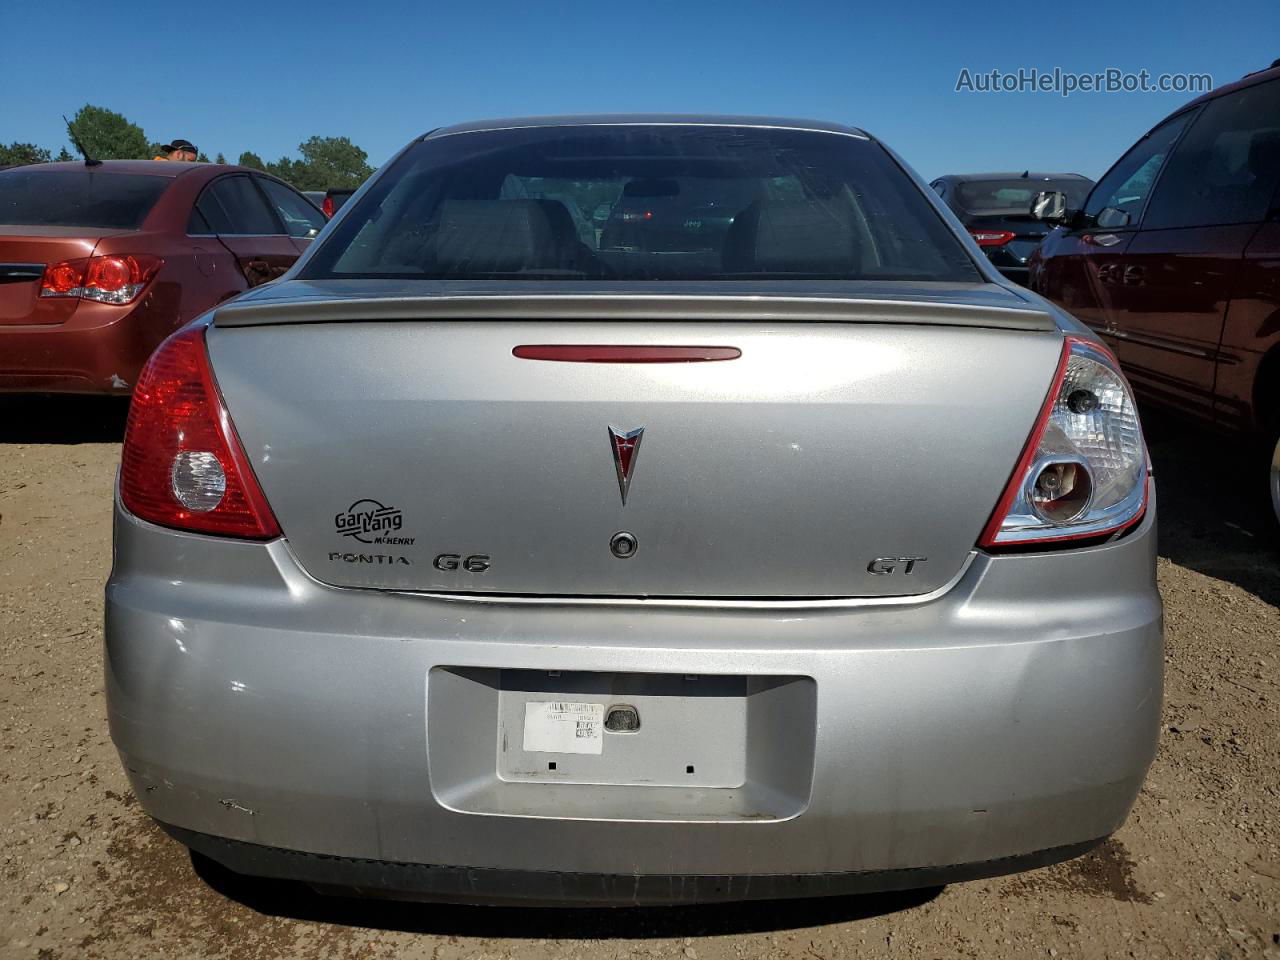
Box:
[41,255,163,305]
[322,196,334,218]
[980,335,1148,548]
[120,325,280,539]
[969,230,1016,247]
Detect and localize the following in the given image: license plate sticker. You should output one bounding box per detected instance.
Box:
[522,701,604,755]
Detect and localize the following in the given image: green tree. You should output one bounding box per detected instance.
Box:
[265,156,303,184]
[214,152,226,164]
[0,142,51,166]
[196,151,210,163]
[68,104,150,160]
[55,147,73,162]
[237,151,264,170]
[289,136,374,190]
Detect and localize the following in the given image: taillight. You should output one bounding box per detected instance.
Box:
[120,325,280,539]
[980,335,1148,548]
[970,230,1016,247]
[322,196,334,218]
[40,255,162,304]
[42,258,87,295]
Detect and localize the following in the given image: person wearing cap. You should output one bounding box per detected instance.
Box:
[154,139,198,162]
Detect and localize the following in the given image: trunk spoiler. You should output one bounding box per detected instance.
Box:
[211,294,1057,332]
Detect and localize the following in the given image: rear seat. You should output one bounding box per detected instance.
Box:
[428,199,584,274]
[723,202,862,274]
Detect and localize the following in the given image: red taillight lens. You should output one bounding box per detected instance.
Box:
[120,326,280,539]
[41,259,88,296]
[322,196,334,218]
[41,254,162,304]
[979,336,1148,549]
[89,256,132,291]
[970,230,1016,247]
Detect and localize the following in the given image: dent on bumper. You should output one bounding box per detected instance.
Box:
[105,489,1162,885]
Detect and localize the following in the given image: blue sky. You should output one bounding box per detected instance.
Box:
[3,0,1276,182]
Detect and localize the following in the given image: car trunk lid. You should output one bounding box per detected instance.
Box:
[207,290,1061,599]
[0,227,106,325]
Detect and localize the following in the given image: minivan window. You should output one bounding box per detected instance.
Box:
[1084,112,1193,230]
[303,126,982,283]
[0,169,169,230]
[1143,79,1280,230]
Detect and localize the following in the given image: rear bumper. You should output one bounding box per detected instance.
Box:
[980,250,1033,285]
[106,485,1163,904]
[166,824,1103,906]
[0,302,151,394]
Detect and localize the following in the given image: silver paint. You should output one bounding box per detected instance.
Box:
[206,313,1062,599]
[106,486,1161,882]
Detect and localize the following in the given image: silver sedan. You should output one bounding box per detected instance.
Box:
[105,116,1161,906]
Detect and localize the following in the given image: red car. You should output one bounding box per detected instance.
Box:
[0,161,326,394]
[1029,60,1280,525]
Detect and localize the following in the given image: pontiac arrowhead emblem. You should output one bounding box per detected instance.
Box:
[608,426,644,505]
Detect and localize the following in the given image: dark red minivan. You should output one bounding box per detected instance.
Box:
[1029,62,1280,526]
[0,161,325,394]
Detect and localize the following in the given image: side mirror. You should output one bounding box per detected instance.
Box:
[1031,190,1069,223]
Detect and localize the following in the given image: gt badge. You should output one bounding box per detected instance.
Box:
[608,426,644,504]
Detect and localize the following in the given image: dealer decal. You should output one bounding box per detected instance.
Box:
[334,499,415,545]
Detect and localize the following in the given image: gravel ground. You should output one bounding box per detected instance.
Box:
[1,396,1277,960]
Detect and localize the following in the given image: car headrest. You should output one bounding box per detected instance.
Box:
[723,202,860,274]
[431,199,577,273]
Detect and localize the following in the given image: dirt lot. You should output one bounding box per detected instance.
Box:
[1,396,1277,960]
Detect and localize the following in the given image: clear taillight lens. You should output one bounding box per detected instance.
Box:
[980,336,1148,547]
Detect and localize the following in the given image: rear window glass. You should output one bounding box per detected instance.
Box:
[302,126,981,283]
[0,169,169,229]
[955,179,1092,215]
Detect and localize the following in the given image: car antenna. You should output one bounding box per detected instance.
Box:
[62,115,102,167]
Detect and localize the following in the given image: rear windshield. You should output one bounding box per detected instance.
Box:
[302,126,981,282]
[0,169,169,230]
[955,178,1092,215]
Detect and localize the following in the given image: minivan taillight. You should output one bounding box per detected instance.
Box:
[120,325,280,539]
[980,335,1148,548]
[40,255,162,305]
[322,196,334,218]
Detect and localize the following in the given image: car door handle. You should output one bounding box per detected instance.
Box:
[1122,265,1145,286]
